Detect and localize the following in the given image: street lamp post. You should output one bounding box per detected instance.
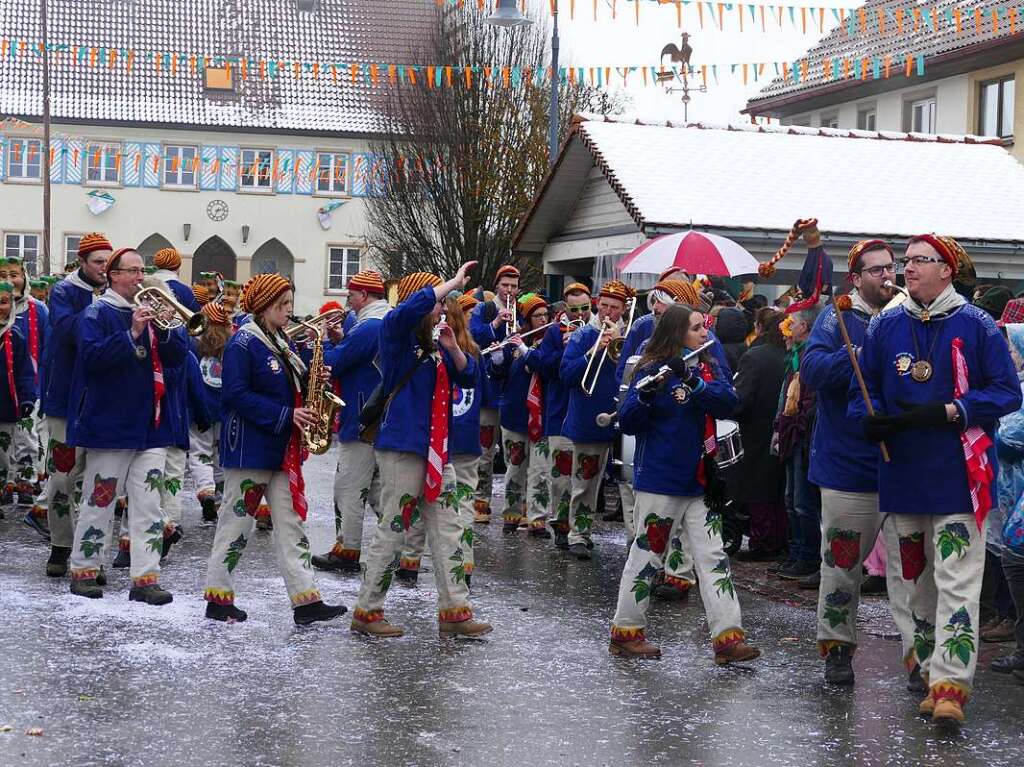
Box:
[485,0,559,167]
[41,0,52,273]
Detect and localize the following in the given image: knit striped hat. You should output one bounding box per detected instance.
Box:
[494,265,520,286]
[847,239,893,273]
[347,269,385,295]
[562,282,591,299]
[241,273,292,314]
[192,284,211,305]
[940,235,976,288]
[78,233,112,258]
[658,266,689,282]
[106,247,139,274]
[599,280,635,303]
[201,300,231,326]
[153,247,182,270]
[397,272,441,304]
[652,279,701,308]
[320,300,344,315]
[518,293,548,320]
[908,234,958,277]
[457,294,479,313]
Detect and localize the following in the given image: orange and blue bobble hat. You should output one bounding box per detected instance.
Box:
[396,272,441,304]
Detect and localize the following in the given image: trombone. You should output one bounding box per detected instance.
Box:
[285,308,348,342]
[480,316,584,355]
[581,296,637,396]
[134,286,207,337]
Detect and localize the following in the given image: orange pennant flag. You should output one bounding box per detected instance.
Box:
[464,66,472,88]
[801,7,807,34]
[883,55,892,79]
[896,8,904,33]
[350,63,359,83]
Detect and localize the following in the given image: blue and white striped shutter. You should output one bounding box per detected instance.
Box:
[351,153,368,196]
[0,137,6,182]
[64,137,83,183]
[122,141,142,186]
[48,138,63,183]
[199,145,219,190]
[219,146,238,191]
[294,150,314,194]
[275,149,294,193]
[142,143,161,187]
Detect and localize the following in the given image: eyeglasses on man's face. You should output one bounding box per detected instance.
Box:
[565,303,591,314]
[110,267,146,275]
[898,255,943,269]
[858,263,896,278]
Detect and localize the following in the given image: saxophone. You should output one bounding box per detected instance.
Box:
[297,317,344,455]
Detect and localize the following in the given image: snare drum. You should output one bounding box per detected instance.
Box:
[614,434,636,484]
[715,420,743,468]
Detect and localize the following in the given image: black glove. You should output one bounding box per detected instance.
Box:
[18,401,34,419]
[666,357,700,387]
[893,400,951,430]
[196,417,213,433]
[863,414,899,443]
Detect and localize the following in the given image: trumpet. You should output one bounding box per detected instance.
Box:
[285,308,348,341]
[480,316,584,355]
[582,296,637,396]
[432,312,447,343]
[882,280,910,312]
[634,340,716,394]
[504,294,515,338]
[134,286,207,337]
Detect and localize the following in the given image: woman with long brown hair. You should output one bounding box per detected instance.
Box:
[609,304,760,663]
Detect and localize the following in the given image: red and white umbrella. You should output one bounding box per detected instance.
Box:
[616,231,759,277]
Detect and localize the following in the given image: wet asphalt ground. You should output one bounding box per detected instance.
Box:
[1,451,1023,767]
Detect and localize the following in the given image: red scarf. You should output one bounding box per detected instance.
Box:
[4,332,17,411]
[952,338,994,529]
[695,362,717,487]
[526,371,543,442]
[424,355,450,503]
[149,329,165,427]
[281,390,310,521]
[27,301,39,384]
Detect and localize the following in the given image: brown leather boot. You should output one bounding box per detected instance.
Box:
[609,638,662,659]
[473,500,491,524]
[714,641,761,665]
[918,690,936,717]
[350,619,405,638]
[439,619,493,638]
[932,698,965,726]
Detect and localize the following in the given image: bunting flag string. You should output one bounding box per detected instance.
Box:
[0,36,929,92]
[440,0,1024,39]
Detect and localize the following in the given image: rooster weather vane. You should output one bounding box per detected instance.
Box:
[657,33,705,121]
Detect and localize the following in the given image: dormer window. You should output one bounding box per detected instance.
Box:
[204,64,236,97]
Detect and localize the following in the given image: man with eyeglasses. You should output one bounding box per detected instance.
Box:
[802,238,932,690]
[40,233,111,579]
[468,265,520,524]
[67,248,189,605]
[855,234,1021,727]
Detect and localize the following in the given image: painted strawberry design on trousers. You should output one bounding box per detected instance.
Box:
[552,450,572,477]
[50,442,77,474]
[644,513,673,555]
[823,528,860,570]
[400,493,420,531]
[89,475,118,508]
[479,425,495,449]
[239,479,267,516]
[899,532,926,582]
[506,441,526,467]
[576,454,600,480]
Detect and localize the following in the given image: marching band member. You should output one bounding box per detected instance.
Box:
[188,301,231,523]
[398,293,485,585]
[559,280,635,560]
[609,304,759,663]
[350,264,491,639]
[802,239,931,688]
[192,284,211,306]
[856,235,1021,726]
[152,248,200,312]
[496,293,552,535]
[0,257,50,535]
[42,233,111,578]
[469,265,520,524]
[66,248,189,604]
[0,282,37,514]
[203,273,346,624]
[311,270,390,574]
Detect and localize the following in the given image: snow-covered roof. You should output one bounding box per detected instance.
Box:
[0,0,436,136]
[514,115,1024,253]
[748,0,1022,113]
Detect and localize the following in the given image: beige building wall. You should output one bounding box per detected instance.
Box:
[0,123,379,314]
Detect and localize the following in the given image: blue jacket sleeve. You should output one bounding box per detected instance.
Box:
[801,307,854,393]
[382,287,435,343]
[469,302,500,348]
[13,332,36,407]
[186,352,212,429]
[559,328,593,386]
[326,323,379,378]
[79,310,138,374]
[156,327,189,368]
[222,342,291,434]
[534,324,564,380]
[445,348,477,389]
[618,379,653,436]
[958,322,1024,427]
[49,285,86,350]
[849,314,884,419]
[170,281,201,313]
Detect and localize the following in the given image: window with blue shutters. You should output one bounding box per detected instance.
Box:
[123,141,142,186]
[350,153,368,196]
[220,146,239,191]
[85,142,122,185]
[163,145,198,188]
[315,151,349,195]
[6,137,43,182]
[49,138,63,183]
[275,149,294,193]
[0,137,6,181]
[240,147,274,192]
[64,138,83,184]
[142,143,162,187]
[200,146,219,190]
[295,150,314,194]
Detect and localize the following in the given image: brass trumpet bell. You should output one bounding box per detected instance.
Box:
[606,337,624,362]
[134,286,207,337]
